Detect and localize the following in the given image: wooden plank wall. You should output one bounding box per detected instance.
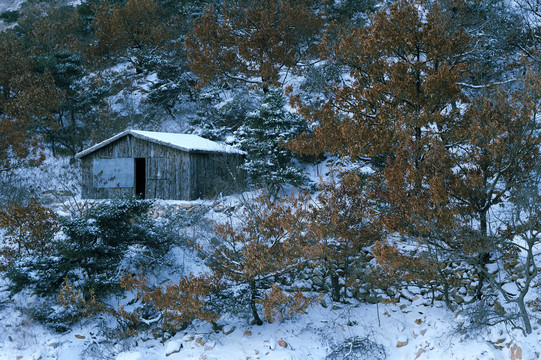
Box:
[190,152,246,199]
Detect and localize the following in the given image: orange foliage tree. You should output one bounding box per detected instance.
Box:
[447,76,540,298]
[0,198,59,269]
[211,193,312,325]
[92,0,175,71]
[0,30,62,172]
[289,0,472,289]
[305,173,381,302]
[289,0,540,304]
[120,272,220,334]
[185,0,325,92]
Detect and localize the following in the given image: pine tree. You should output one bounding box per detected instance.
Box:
[0,30,62,172]
[185,0,324,93]
[237,88,308,193]
[211,193,310,325]
[289,0,540,307]
[91,0,174,71]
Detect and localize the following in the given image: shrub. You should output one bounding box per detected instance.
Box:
[259,284,313,323]
[0,197,59,270]
[120,272,219,334]
[326,336,386,360]
[6,199,173,298]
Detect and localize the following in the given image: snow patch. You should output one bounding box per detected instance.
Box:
[116,352,142,360]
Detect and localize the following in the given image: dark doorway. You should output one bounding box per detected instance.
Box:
[135,158,146,199]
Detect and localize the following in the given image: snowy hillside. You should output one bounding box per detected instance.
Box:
[1,0,541,359]
[0,194,538,360]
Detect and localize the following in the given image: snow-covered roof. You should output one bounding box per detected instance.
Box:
[75,130,246,158]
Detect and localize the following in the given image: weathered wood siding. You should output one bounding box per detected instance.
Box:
[80,134,244,200]
[190,153,245,199]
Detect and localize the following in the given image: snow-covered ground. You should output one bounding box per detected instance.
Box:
[0,284,538,360]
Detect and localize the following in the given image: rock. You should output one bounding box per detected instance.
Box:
[415,318,423,325]
[453,295,465,305]
[366,296,379,304]
[510,344,522,360]
[354,292,367,302]
[165,341,183,356]
[222,325,236,335]
[204,341,215,351]
[278,339,287,348]
[401,289,415,301]
[244,330,252,337]
[414,348,425,359]
[396,337,408,348]
[75,334,86,339]
[195,338,205,347]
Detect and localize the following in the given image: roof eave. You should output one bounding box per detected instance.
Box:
[74,130,130,159]
[75,130,246,158]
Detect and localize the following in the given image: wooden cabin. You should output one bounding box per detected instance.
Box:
[75,130,246,200]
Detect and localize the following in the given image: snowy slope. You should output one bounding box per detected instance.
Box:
[0,287,538,360]
[0,197,538,360]
[0,161,538,360]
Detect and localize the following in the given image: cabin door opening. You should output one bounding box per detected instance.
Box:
[135,158,146,199]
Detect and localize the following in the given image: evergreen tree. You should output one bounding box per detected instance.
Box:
[211,193,311,325]
[185,0,325,93]
[290,0,539,311]
[91,0,177,73]
[0,30,62,172]
[237,88,308,193]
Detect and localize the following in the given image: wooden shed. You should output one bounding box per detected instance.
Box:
[75,130,246,200]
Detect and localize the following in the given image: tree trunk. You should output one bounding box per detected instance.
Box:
[437,268,455,311]
[475,209,490,300]
[249,280,263,325]
[330,271,340,302]
[516,296,533,334]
